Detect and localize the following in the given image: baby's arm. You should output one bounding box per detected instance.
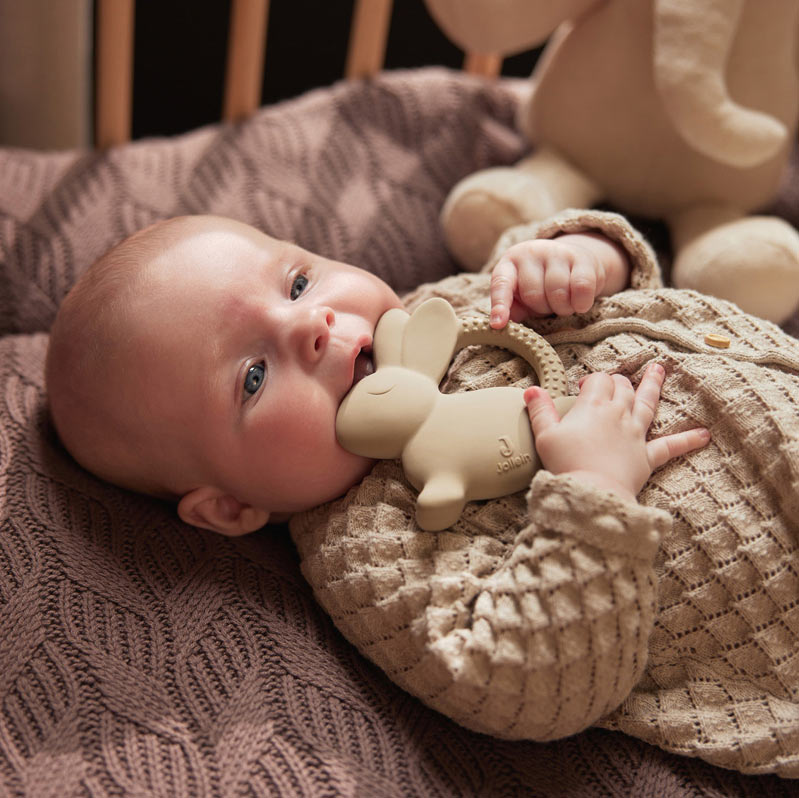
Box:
[293,367,698,741]
[526,363,710,503]
[489,233,630,328]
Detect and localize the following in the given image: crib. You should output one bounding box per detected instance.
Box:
[1,3,798,796]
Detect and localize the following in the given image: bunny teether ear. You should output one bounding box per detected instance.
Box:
[371,307,407,366]
[336,298,572,530]
[399,297,459,382]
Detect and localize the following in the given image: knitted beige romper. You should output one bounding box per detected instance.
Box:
[290,210,799,778]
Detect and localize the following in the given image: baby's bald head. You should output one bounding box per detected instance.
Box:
[46,217,199,498]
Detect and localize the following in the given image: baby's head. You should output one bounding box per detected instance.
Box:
[46,215,402,534]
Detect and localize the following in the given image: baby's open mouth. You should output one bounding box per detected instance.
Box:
[352,347,374,387]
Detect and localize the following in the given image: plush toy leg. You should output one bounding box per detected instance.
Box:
[440,148,603,271]
[669,204,799,324]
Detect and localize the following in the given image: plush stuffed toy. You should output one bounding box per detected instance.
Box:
[425,0,799,323]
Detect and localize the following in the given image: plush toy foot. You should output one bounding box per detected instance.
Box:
[671,208,799,324]
[440,148,602,271]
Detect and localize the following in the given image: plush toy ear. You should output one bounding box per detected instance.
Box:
[372,308,408,367]
[401,297,459,382]
[653,0,786,168]
[177,486,270,536]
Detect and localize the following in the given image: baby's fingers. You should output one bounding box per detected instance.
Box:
[647,427,710,470]
[632,363,665,429]
[543,255,573,316]
[524,386,561,437]
[569,257,598,314]
[490,259,518,328]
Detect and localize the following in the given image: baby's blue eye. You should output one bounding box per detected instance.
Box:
[244,362,266,397]
[291,273,308,300]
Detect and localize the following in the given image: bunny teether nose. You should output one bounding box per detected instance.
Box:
[336,298,573,530]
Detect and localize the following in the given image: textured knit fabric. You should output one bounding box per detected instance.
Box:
[291,209,799,777]
[0,68,524,337]
[2,68,799,796]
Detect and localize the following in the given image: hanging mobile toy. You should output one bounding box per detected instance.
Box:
[336,298,575,530]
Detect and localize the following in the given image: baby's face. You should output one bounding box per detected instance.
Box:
[134,217,402,531]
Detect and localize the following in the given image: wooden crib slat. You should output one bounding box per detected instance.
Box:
[345,0,394,79]
[464,52,503,79]
[223,0,270,122]
[95,0,135,148]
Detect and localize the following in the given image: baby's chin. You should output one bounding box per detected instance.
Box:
[274,450,375,519]
[313,451,376,510]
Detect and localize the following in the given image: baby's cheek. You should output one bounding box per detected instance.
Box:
[334,450,375,496]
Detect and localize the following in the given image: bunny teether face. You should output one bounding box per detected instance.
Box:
[336,298,572,530]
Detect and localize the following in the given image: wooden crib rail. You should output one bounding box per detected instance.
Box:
[95,0,135,149]
[346,0,393,80]
[222,0,271,124]
[94,0,502,149]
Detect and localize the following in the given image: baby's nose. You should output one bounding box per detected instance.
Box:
[294,306,334,361]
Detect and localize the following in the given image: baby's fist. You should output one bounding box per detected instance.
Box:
[490,233,630,328]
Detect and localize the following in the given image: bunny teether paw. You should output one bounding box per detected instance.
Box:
[336,298,570,531]
[416,473,467,531]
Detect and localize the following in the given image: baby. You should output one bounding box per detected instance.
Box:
[47,215,405,531]
[46,213,705,532]
[46,212,799,777]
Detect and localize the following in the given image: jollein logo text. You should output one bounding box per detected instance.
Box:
[496,436,531,475]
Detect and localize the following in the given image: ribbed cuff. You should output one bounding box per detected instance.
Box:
[527,469,670,562]
[482,208,663,291]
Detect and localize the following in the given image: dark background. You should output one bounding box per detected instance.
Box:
[127,0,541,140]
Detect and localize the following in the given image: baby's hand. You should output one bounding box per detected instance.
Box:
[525,363,710,502]
[489,233,630,328]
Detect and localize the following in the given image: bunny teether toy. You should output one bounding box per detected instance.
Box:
[336,297,574,531]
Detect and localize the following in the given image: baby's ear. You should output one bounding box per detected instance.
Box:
[177,486,270,536]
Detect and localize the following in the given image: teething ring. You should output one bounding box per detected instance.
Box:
[337,298,572,530]
[456,316,568,397]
